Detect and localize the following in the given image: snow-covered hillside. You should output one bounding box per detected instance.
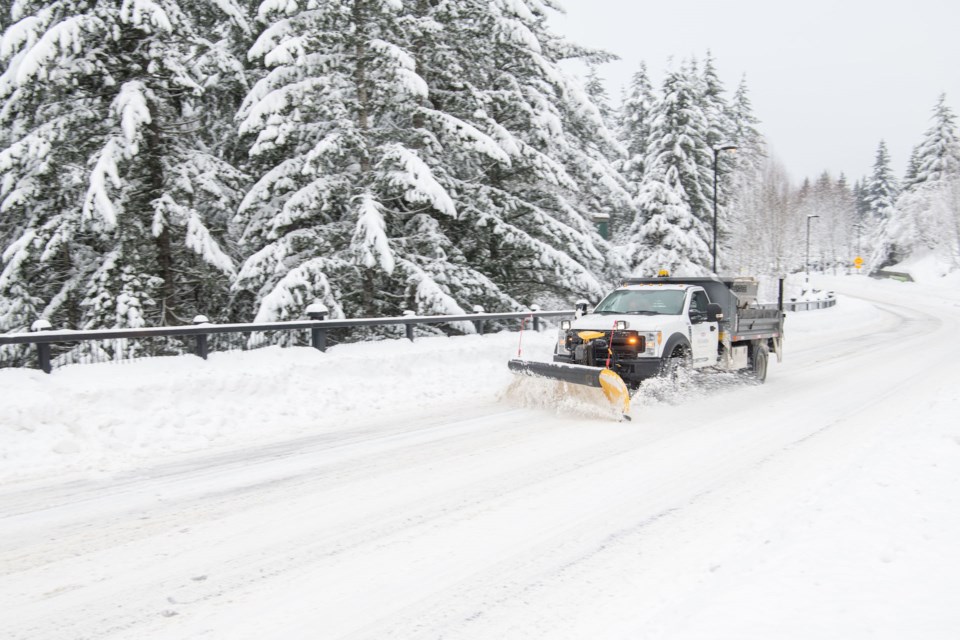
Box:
[2,274,960,639]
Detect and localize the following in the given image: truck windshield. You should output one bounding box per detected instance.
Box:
[592,289,686,315]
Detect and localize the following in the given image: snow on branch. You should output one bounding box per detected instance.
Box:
[380,144,457,217]
[238,157,303,215]
[268,176,341,238]
[486,120,523,159]
[206,0,252,34]
[351,193,395,274]
[497,0,537,22]
[82,139,123,229]
[253,256,343,323]
[0,229,36,290]
[470,207,605,297]
[150,195,237,275]
[257,0,301,22]
[119,0,173,34]
[113,81,152,157]
[238,77,330,137]
[263,34,308,67]
[248,16,296,63]
[0,133,50,211]
[369,39,428,99]
[0,14,42,61]
[13,14,103,84]
[185,212,237,276]
[421,109,511,165]
[397,259,470,325]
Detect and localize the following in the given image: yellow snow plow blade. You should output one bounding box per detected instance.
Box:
[507,359,631,420]
[598,368,631,416]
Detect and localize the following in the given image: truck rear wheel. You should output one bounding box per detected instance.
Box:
[748,344,768,383]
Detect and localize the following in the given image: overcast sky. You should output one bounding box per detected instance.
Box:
[549,0,960,185]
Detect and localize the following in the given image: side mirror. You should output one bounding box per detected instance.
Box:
[706,303,723,323]
[575,300,589,318]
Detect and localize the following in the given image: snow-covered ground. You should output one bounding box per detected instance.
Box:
[2,273,960,639]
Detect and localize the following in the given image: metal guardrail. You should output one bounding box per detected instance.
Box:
[2,292,840,375]
[0,310,573,374]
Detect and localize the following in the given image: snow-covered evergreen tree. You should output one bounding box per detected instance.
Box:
[722,75,766,272]
[234,0,627,324]
[626,67,712,276]
[701,52,734,151]
[618,62,655,192]
[873,95,960,269]
[911,94,960,186]
[0,0,252,345]
[583,65,614,130]
[864,141,899,222]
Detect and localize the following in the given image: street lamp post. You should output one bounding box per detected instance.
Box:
[712,144,738,274]
[806,214,820,283]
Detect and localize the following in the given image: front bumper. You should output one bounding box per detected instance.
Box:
[553,353,662,385]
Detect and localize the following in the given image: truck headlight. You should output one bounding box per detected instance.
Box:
[640,331,661,356]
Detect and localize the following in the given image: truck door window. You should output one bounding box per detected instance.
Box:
[691,291,709,313]
[690,291,709,321]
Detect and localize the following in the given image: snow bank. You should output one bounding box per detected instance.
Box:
[886,251,960,286]
[0,330,557,485]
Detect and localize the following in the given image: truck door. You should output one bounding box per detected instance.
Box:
[688,290,718,367]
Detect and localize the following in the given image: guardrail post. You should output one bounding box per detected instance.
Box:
[31,319,53,374]
[192,315,210,360]
[306,302,329,352]
[403,310,415,342]
[472,305,485,335]
[531,304,541,331]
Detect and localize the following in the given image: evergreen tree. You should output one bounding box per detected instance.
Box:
[903,145,921,187]
[627,68,712,275]
[864,140,899,222]
[722,75,766,272]
[701,51,733,151]
[0,0,251,347]
[583,65,614,130]
[618,62,655,192]
[234,0,626,325]
[911,94,960,187]
[873,95,960,268]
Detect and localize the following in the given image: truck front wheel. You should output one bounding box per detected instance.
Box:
[660,346,691,380]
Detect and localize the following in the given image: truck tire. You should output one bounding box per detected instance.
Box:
[660,346,691,380]
[748,344,768,383]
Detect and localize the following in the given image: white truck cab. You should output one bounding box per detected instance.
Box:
[553,277,784,387]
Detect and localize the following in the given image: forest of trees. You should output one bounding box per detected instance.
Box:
[1,1,958,361]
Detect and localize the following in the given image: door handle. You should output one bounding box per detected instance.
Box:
[709,326,716,332]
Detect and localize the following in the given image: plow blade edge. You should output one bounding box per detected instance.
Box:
[507,359,631,419]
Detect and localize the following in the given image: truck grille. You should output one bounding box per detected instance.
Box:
[565,331,644,363]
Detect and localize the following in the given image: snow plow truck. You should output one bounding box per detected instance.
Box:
[508,276,785,418]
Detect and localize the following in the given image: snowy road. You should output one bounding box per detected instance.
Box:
[2,276,960,639]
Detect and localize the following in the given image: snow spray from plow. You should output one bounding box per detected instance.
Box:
[506,359,632,421]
